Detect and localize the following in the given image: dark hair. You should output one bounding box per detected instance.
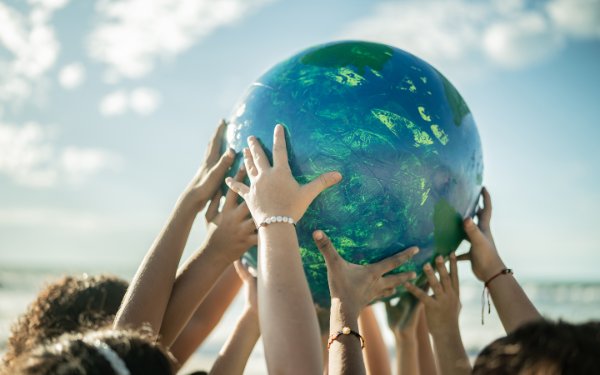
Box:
[473,319,600,375]
[3,274,128,366]
[6,328,172,375]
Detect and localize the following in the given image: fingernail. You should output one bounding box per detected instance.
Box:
[225,177,232,184]
[412,247,419,255]
[409,272,417,279]
[465,218,474,227]
[436,256,443,262]
[450,252,456,259]
[424,264,431,271]
[313,230,323,240]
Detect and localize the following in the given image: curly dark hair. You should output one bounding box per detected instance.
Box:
[3,274,128,367]
[5,328,172,375]
[473,319,600,375]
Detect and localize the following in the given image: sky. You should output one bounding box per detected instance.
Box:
[0,0,599,281]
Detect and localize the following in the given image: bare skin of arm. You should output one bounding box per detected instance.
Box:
[169,265,242,368]
[209,261,260,375]
[159,167,256,347]
[406,254,470,375]
[358,306,392,375]
[415,308,438,375]
[458,187,541,333]
[386,301,422,375]
[313,231,418,375]
[114,121,234,334]
[226,124,341,374]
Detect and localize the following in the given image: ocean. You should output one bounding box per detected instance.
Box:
[1,264,599,374]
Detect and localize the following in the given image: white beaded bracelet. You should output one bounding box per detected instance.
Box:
[258,215,296,228]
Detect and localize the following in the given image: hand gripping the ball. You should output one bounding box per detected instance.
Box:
[225,124,342,225]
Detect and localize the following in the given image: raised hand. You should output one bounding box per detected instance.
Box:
[405,254,470,375]
[458,187,506,282]
[234,260,258,316]
[202,167,257,263]
[226,124,342,224]
[313,230,418,318]
[182,119,236,212]
[405,254,461,336]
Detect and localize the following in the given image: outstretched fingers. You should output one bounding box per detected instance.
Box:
[449,252,459,294]
[243,148,258,178]
[435,256,452,292]
[204,119,227,166]
[463,217,488,247]
[225,176,249,199]
[303,171,342,203]
[478,187,492,232]
[372,247,419,275]
[272,124,289,169]
[423,263,443,297]
[205,190,222,223]
[223,167,247,212]
[247,136,270,172]
[405,283,431,305]
[312,230,341,265]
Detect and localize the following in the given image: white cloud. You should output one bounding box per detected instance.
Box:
[99,87,161,116]
[0,121,119,188]
[483,12,564,68]
[99,90,128,116]
[87,0,273,81]
[0,1,68,113]
[338,0,600,78]
[547,0,600,38]
[58,62,85,89]
[130,87,161,115]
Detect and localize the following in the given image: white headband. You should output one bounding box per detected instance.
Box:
[84,338,131,375]
[53,336,131,375]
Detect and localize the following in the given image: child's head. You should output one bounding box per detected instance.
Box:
[6,328,172,375]
[4,274,128,365]
[473,319,600,375]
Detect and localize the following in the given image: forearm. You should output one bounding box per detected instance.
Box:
[258,225,323,374]
[114,197,198,333]
[210,308,260,375]
[328,299,365,375]
[169,265,242,367]
[395,335,419,375]
[159,243,231,347]
[416,313,438,375]
[487,274,541,333]
[431,327,470,375]
[358,307,391,375]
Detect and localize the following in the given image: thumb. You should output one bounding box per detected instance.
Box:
[463,217,488,246]
[312,230,341,266]
[303,171,342,202]
[456,252,471,262]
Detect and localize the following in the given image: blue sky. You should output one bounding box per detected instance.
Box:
[0,0,599,281]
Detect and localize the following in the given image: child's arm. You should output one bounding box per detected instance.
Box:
[209,261,260,375]
[226,124,341,374]
[415,307,439,375]
[358,306,392,375]
[169,264,242,368]
[159,167,256,347]
[114,121,234,334]
[313,230,418,375]
[459,187,541,333]
[406,254,470,375]
[385,301,422,375]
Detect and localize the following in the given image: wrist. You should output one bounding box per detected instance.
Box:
[329,298,360,328]
[429,320,461,340]
[480,259,507,282]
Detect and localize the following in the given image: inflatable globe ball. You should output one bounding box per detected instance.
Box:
[225,41,483,309]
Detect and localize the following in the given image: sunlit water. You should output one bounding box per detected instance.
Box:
[1,265,599,374]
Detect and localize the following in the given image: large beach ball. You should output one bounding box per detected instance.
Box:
[225,41,483,308]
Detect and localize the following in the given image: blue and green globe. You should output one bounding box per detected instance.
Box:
[225,41,483,308]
